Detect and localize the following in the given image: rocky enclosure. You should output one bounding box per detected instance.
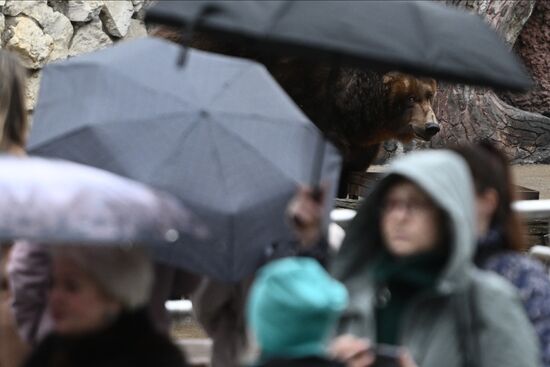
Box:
[0,0,150,112]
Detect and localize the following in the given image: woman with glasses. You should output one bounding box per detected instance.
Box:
[290,149,540,367]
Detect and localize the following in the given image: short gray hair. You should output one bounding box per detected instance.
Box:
[52,246,154,310]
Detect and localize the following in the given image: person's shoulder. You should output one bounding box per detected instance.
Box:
[483,252,549,289]
[115,311,188,367]
[469,267,520,301]
[22,334,62,367]
[484,251,547,274]
[131,331,187,366]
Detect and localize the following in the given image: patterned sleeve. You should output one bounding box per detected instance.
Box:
[484,253,550,367]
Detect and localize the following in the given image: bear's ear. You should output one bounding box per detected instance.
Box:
[383,71,401,85]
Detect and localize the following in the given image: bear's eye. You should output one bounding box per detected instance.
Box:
[426,92,433,101]
[407,96,416,106]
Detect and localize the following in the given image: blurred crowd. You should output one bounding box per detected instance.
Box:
[0,42,548,367]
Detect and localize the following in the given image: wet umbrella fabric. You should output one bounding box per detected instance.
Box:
[145,0,531,91]
[0,156,208,251]
[28,37,341,282]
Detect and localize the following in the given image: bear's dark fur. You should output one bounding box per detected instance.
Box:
[152,28,438,196]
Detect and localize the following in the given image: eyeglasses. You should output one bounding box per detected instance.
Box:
[381,198,435,216]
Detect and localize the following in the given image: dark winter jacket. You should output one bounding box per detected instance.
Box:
[256,356,345,367]
[22,309,188,367]
[481,249,550,367]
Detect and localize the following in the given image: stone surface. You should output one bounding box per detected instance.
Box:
[123,19,147,41]
[50,0,104,23]
[100,0,134,38]
[21,3,73,61]
[69,18,113,56]
[25,71,42,111]
[5,16,54,69]
[3,0,46,16]
[133,0,153,20]
[0,14,5,36]
[500,0,550,116]
[132,0,145,13]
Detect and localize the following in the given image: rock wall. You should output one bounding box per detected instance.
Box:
[0,0,150,113]
[500,0,550,117]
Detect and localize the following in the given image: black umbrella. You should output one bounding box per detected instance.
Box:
[145,0,531,91]
[28,37,341,282]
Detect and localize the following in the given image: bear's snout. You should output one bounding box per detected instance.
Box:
[412,120,440,141]
[424,123,440,138]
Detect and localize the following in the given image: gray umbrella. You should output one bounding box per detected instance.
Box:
[28,37,341,282]
[0,156,208,248]
[145,0,531,91]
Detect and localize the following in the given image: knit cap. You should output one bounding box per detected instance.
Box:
[247,257,348,360]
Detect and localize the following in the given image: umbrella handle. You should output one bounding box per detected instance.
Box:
[177,4,221,67]
[309,131,326,189]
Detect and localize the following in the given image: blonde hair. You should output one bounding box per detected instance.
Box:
[52,246,154,310]
[0,50,28,153]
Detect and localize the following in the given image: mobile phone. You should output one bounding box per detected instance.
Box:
[372,344,401,367]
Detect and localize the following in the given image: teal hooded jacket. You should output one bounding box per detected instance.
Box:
[331,150,541,367]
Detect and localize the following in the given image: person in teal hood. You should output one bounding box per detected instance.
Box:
[246,257,348,367]
[289,149,540,367]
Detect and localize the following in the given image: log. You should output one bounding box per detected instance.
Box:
[431,0,550,163]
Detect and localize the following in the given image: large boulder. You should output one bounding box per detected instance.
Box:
[49,0,104,23]
[69,18,113,56]
[123,19,147,41]
[19,3,74,61]
[2,0,47,16]
[132,0,145,13]
[100,0,135,38]
[5,16,54,69]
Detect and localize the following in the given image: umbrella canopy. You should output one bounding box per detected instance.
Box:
[28,37,341,282]
[0,156,208,249]
[145,0,531,91]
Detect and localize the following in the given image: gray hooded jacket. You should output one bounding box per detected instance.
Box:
[331,150,540,367]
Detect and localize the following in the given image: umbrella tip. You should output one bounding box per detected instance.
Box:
[177,48,189,67]
[164,228,180,242]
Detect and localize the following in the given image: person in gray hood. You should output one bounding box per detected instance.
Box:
[290,149,540,367]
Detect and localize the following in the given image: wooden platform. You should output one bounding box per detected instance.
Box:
[343,172,539,201]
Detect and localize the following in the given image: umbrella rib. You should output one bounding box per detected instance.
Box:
[206,118,236,274]
[147,113,204,193]
[262,1,294,37]
[209,110,316,132]
[97,63,195,108]
[209,113,304,185]
[29,109,197,151]
[205,65,254,107]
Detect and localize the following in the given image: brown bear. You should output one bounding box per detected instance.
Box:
[152,27,439,197]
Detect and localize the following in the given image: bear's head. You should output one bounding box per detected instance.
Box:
[382,71,439,142]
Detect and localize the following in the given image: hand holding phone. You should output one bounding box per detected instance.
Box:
[373,344,419,367]
[372,344,401,367]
